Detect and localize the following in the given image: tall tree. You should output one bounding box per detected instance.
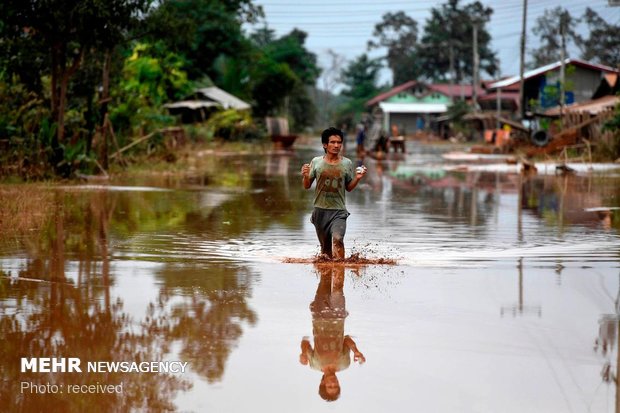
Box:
[249,55,297,119]
[264,29,320,87]
[109,42,193,136]
[142,0,263,81]
[368,11,421,86]
[580,7,620,67]
[243,27,320,129]
[417,0,497,82]
[529,7,582,68]
[339,54,383,116]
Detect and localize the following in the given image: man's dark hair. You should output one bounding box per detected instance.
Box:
[321,127,344,145]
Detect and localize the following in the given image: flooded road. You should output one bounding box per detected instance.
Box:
[2,141,620,412]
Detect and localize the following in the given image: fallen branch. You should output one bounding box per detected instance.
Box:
[110,131,157,159]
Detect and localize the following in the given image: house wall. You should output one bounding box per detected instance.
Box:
[543,66,601,103]
[526,65,604,111]
[388,113,430,134]
[571,67,604,102]
[381,91,451,132]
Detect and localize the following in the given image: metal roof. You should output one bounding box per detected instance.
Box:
[428,83,485,98]
[366,81,481,106]
[366,81,417,106]
[163,100,221,110]
[196,87,251,110]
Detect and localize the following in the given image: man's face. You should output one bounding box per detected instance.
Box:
[324,135,342,154]
[324,375,340,397]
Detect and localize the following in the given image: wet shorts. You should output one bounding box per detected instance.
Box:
[310,208,350,256]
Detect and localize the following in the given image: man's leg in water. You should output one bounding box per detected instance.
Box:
[312,209,333,258]
[312,209,349,260]
[315,226,333,258]
[331,216,347,260]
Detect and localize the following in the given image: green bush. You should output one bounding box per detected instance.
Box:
[204,109,264,141]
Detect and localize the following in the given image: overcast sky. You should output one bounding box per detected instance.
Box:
[248,0,620,87]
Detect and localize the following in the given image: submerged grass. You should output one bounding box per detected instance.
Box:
[0,184,54,241]
[111,140,275,178]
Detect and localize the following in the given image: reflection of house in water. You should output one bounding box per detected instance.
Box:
[388,166,523,225]
[521,175,616,229]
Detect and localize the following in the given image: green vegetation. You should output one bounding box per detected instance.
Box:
[599,100,620,161]
[0,0,320,180]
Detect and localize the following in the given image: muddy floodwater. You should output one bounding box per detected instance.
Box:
[2,141,620,412]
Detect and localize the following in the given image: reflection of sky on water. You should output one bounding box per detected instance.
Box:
[173,261,620,413]
[110,261,162,321]
[2,141,620,412]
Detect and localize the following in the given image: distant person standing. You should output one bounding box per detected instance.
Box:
[340,123,348,153]
[355,124,367,156]
[301,127,367,260]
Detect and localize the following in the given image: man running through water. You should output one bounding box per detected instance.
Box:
[301,127,367,260]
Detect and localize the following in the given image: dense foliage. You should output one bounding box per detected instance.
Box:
[0,0,321,178]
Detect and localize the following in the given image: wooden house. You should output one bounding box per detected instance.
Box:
[485,58,619,117]
[365,81,484,134]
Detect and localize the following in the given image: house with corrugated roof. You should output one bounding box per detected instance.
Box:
[485,58,619,117]
[164,86,251,123]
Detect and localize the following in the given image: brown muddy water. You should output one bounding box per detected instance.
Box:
[2,141,620,412]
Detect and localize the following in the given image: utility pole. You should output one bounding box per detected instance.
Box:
[449,42,456,103]
[559,15,567,129]
[519,0,528,119]
[472,20,480,111]
[496,68,502,130]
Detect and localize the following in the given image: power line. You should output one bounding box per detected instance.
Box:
[252,1,618,77]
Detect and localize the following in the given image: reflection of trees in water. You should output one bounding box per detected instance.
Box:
[1,177,281,408]
[106,171,307,239]
[185,176,305,236]
[0,191,189,412]
[149,264,258,383]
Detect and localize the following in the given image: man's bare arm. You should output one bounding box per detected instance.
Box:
[344,335,366,364]
[301,163,314,189]
[300,337,313,365]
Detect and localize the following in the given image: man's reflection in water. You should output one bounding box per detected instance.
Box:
[299,264,365,401]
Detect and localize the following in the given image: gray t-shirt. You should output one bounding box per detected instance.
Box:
[309,156,354,210]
